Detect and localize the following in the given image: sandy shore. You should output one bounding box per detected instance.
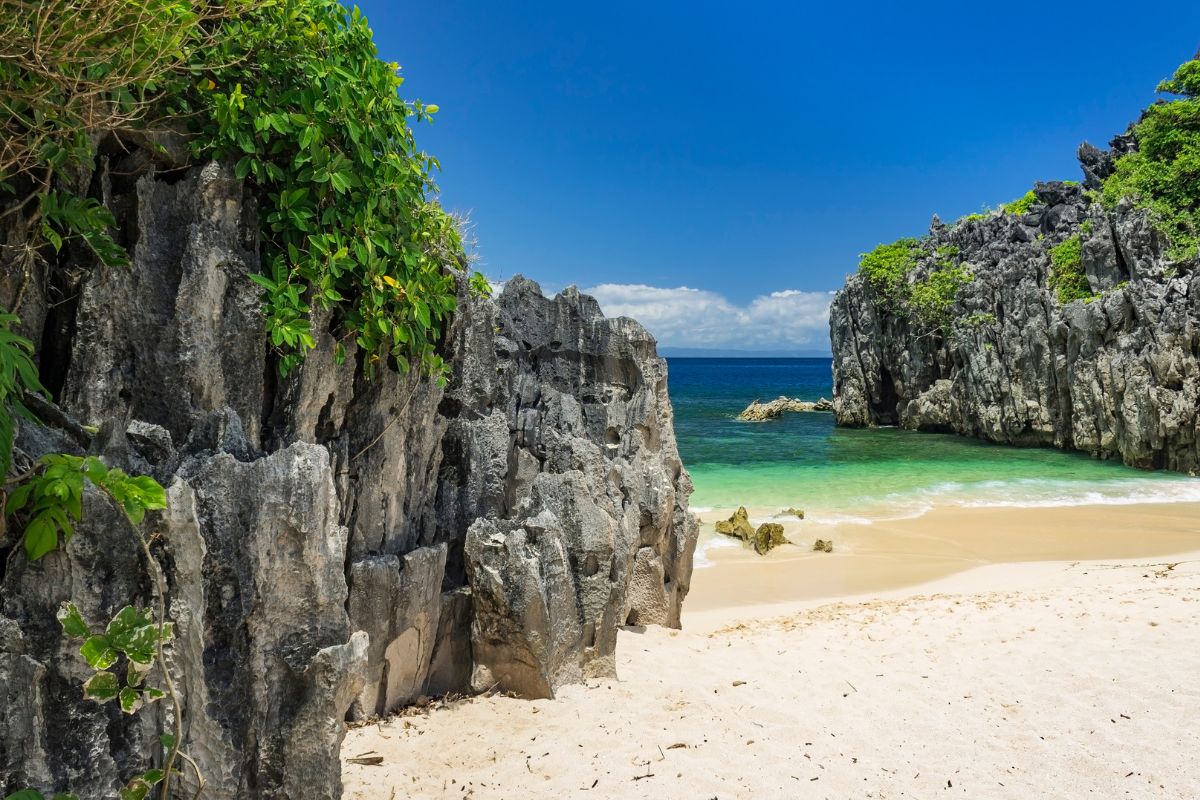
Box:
[687,502,1200,617]
[342,503,1200,799]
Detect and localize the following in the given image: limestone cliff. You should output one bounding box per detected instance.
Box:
[0,159,697,798]
[830,138,1200,473]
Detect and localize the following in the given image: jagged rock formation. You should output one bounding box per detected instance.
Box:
[738,396,833,421]
[0,160,697,798]
[831,138,1200,473]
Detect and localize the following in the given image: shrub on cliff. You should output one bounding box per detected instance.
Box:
[909,262,973,329]
[858,238,920,308]
[857,239,973,332]
[1002,191,1038,216]
[1101,57,1200,262]
[1,0,482,380]
[182,1,470,378]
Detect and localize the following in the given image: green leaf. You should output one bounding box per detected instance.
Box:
[141,770,164,786]
[160,733,177,750]
[118,686,143,714]
[80,635,118,669]
[57,602,91,638]
[118,778,150,800]
[5,483,34,515]
[105,606,158,665]
[5,791,47,800]
[23,516,59,561]
[82,670,121,702]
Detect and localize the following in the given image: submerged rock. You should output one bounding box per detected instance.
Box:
[813,539,834,553]
[780,506,805,519]
[738,396,834,421]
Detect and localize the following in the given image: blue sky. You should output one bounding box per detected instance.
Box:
[358,1,1200,353]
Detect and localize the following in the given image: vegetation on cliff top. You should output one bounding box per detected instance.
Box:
[857,239,973,333]
[858,56,1200,319]
[2,0,484,380]
[1101,58,1200,262]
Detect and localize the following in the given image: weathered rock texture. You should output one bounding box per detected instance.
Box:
[0,157,696,798]
[831,136,1200,474]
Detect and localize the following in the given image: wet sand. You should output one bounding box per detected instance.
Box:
[688,502,1200,618]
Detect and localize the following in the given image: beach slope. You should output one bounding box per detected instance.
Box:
[343,548,1200,799]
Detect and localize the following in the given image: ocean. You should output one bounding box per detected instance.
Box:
[667,357,1200,521]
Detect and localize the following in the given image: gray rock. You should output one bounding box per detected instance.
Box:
[1,154,697,797]
[347,545,447,718]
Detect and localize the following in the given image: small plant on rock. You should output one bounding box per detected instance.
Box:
[1049,235,1093,303]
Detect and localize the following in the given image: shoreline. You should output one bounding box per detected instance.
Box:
[686,501,1200,621]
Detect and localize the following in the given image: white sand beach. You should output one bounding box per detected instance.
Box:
[343,503,1200,799]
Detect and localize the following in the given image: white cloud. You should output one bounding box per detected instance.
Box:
[583,283,834,352]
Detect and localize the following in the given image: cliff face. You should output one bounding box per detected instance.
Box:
[0,160,697,798]
[830,144,1200,473]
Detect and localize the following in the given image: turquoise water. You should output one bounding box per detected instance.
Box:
[667,357,1200,519]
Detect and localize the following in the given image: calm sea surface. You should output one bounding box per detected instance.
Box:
[666,357,1200,518]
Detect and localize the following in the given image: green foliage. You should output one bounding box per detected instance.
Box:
[5,454,166,560]
[1080,219,1094,234]
[5,0,483,385]
[0,0,225,184]
[56,602,172,798]
[858,238,973,332]
[1002,191,1038,215]
[469,271,494,298]
[857,238,920,307]
[0,311,45,476]
[38,191,128,268]
[964,312,997,327]
[1101,57,1200,261]
[4,791,77,800]
[909,263,974,329]
[1049,235,1093,303]
[180,0,467,379]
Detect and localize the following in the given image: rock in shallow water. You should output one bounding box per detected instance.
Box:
[751,523,789,555]
[738,396,833,421]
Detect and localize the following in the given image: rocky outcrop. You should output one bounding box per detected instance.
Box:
[0,158,697,797]
[831,137,1200,473]
[714,506,755,539]
[738,396,833,421]
[712,507,790,555]
[750,523,788,555]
